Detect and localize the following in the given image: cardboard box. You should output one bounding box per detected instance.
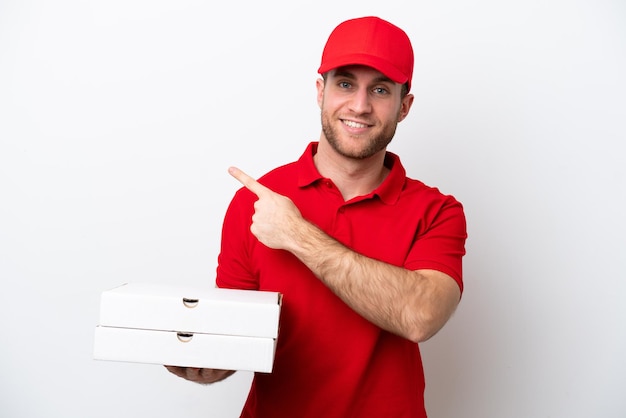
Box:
[93,282,281,373]
[93,326,277,372]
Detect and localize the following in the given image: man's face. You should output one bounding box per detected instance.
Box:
[317,65,413,160]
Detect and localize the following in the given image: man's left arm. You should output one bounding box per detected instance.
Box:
[289,221,461,342]
[229,166,462,343]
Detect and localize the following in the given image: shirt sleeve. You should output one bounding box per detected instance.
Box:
[215,188,260,290]
[404,195,467,293]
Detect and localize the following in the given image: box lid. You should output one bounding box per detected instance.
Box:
[98,282,281,339]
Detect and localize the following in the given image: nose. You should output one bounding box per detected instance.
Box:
[348,87,372,114]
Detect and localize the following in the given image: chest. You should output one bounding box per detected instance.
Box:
[292,187,426,266]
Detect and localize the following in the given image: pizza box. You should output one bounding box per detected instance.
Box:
[93,282,281,373]
[93,326,277,372]
[97,282,281,338]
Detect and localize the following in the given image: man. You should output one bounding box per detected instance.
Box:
[167,16,467,418]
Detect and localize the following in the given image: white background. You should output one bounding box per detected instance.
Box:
[1,1,625,417]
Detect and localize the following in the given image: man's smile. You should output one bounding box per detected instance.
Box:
[341,119,372,129]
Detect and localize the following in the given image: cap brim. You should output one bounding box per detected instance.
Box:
[317,53,409,86]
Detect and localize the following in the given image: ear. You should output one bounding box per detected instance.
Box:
[397,93,414,122]
[316,78,325,108]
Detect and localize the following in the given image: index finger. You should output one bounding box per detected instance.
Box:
[228,166,271,196]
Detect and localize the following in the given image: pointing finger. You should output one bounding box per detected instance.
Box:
[228,166,271,196]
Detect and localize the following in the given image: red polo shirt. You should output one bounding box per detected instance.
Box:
[217,142,467,418]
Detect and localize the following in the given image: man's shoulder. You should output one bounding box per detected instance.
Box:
[403,176,463,207]
[256,160,300,190]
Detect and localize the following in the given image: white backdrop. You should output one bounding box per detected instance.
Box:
[1,1,625,417]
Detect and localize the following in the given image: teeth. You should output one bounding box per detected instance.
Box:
[343,120,368,129]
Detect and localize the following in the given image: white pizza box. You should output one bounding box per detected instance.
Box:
[98,282,281,339]
[93,325,277,373]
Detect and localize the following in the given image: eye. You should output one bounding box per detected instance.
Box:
[373,86,390,95]
[338,81,352,89]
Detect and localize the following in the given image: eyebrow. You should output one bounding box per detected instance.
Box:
[332,67,395,85]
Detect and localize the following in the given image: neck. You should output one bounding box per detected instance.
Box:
[314,140,390,201]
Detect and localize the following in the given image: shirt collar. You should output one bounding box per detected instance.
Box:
[297,142,406,205]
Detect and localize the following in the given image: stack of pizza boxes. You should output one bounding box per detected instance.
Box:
[93,282,282,373]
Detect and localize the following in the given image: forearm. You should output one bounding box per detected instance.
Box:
[288,220,460,343]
